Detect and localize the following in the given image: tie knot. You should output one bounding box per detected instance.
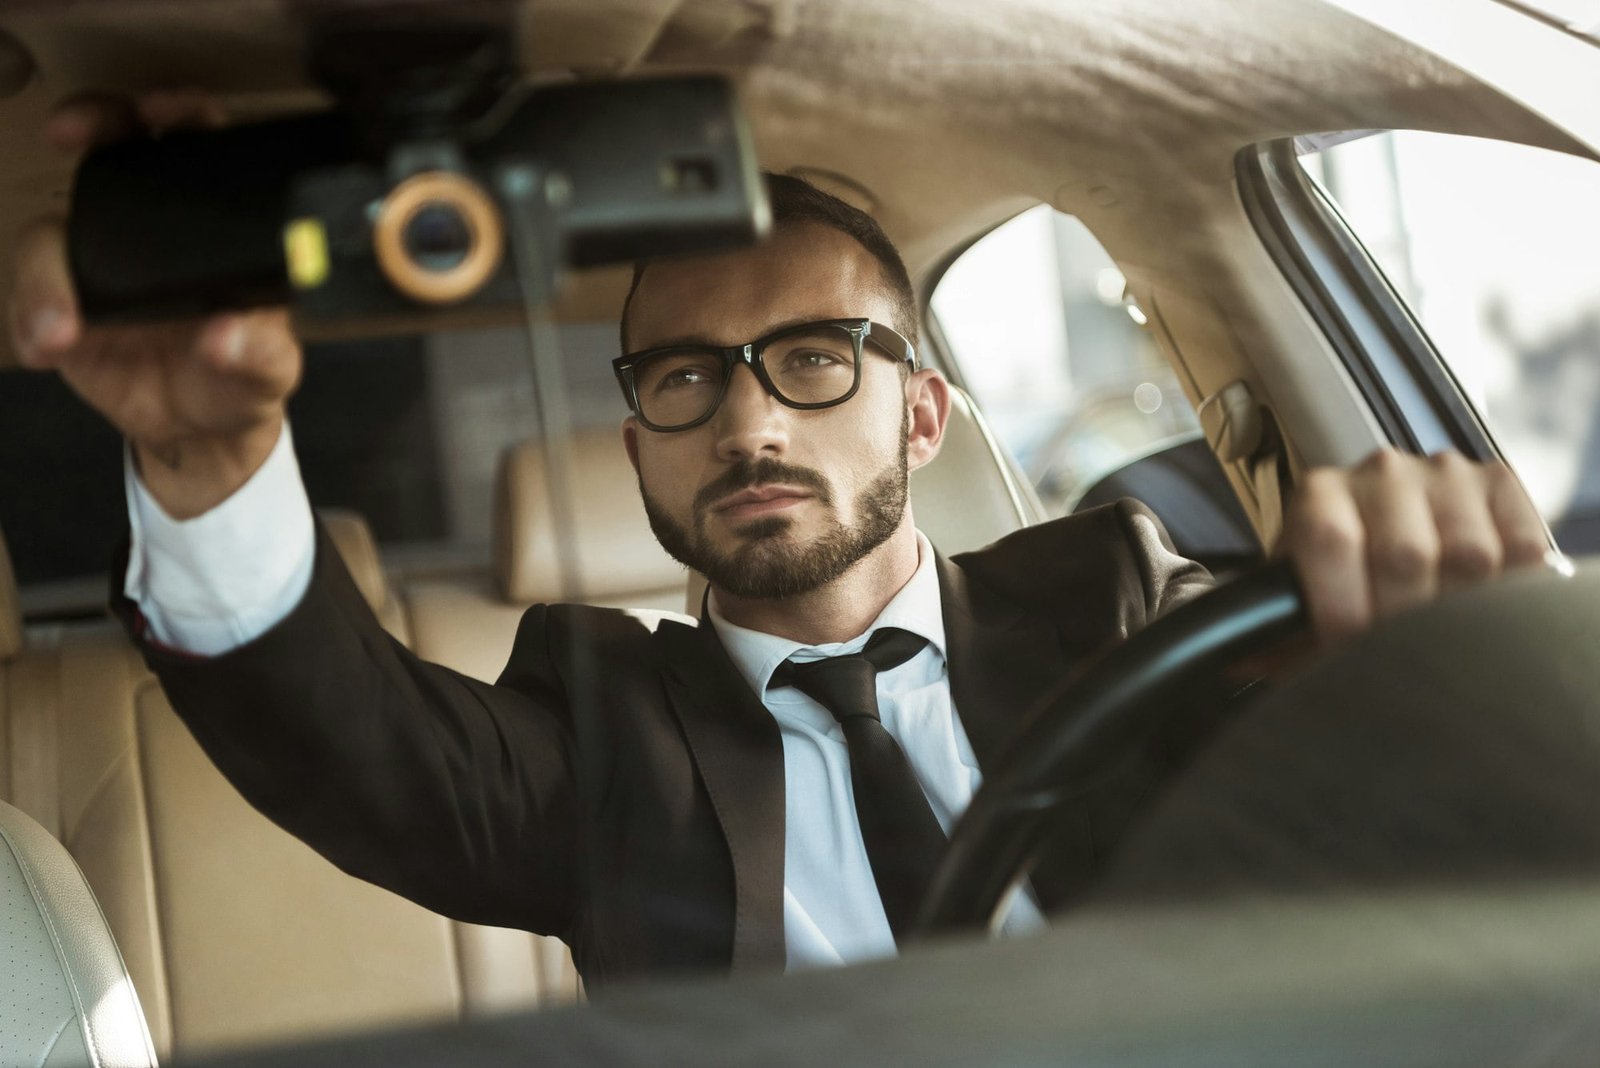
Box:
[860,626,931,673]
[769,628,927,725]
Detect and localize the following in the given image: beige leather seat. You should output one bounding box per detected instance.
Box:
[403,425,693,683]
[911,385,1046,548]
[0,799,158,1068]
[494,425,688,612]
[0,514,577,1063]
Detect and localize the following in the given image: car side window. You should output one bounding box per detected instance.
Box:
[929,206,1203,517]
[1297,131,1600,551]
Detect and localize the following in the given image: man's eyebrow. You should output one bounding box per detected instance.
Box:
[633,314,852,352]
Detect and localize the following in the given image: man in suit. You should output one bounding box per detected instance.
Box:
[9,96,1550,985]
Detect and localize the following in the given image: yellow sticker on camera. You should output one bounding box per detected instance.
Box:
[284,218,330,290]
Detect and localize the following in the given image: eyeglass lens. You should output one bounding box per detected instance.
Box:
[632,324,859,429]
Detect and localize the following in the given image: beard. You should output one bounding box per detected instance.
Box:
[640,413,911,600]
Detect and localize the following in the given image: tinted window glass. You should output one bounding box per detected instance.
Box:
[0,371,123,586]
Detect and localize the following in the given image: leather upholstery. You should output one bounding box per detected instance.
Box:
[914,386,1047,546]
[420,425,701,687]
[494,425,686,606]
[0,516,579,1062]
[0,798,158,1068]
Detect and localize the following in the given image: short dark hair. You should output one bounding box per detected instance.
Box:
[619,172,918,353]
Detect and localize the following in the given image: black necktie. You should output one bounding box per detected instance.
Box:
[769,627,948,942]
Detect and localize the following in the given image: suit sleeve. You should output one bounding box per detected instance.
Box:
[116,521,583,941]
[951,497,1216,650]
[1106,496,1217,626]
[1091,498,1262,864]
[949,498,1224,897]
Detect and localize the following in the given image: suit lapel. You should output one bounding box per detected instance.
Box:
[936,551,1070,770]
[654,616,787,973]
[937,551,1101,910]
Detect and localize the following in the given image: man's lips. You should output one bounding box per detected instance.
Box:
[712,484,814,518]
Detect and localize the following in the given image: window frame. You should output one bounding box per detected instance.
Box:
[1234,137,1501,462]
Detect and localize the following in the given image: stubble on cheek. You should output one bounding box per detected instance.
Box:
[635,404,910,600]
[638,455,907,601]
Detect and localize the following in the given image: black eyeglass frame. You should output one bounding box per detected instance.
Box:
[612,318,919,432]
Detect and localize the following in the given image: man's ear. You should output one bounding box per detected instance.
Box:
[621,415,641,476]
[905,369,951,473]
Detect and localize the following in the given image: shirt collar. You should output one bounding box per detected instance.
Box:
[708,531,947,699]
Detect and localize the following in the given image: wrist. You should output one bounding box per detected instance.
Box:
[132,417,285,520]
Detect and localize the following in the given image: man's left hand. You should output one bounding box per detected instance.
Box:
[1280,448,1556,644]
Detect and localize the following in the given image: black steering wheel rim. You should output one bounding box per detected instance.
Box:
[914,562,1306,935]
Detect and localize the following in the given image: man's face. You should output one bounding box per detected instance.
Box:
[622,222,914,599]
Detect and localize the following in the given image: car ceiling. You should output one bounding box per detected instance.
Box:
[0,0,1587,450]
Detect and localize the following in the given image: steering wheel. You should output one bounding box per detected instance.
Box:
[914,563,1306,934]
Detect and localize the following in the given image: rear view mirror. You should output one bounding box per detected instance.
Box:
[67,20,770,340]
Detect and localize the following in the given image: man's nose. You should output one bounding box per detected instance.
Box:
[712,363,788,461]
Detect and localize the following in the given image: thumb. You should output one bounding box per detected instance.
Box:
[8,216,82,369]
[193,309,302,397]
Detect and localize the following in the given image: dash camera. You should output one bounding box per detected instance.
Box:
[67,21,769,339]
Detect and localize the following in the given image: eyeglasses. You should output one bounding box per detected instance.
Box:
[612,318,918,433]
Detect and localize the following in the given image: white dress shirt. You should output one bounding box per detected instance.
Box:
[125,422,316,654]
[124,429,1045,967]
[709,536,1044,970]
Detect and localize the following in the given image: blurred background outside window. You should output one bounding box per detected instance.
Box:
[1299,131,1600,551]
[929,206,1200,517]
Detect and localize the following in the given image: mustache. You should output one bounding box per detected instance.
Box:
[694,457,833,514]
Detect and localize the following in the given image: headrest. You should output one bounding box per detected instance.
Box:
[495,427,686,604]
[907,385,1045,551]
[0,524,21,660]
[318,509,393,618]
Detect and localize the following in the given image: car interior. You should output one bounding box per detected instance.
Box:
[1,0,1597,1064]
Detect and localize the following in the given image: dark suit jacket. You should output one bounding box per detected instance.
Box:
[122,499,1211,986]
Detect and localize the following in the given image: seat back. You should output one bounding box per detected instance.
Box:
[0,515,577,1062]
[402,425,694,684]
[0,798,158,1068]
[908,384,1045,548]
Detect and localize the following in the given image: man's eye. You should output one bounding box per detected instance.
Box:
[655,364,717,391]
[785,349,848,370]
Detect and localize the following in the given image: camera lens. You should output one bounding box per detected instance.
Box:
[373,171,503,305]
[403,202,474,272]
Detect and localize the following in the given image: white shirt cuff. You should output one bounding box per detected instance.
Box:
[124,423,316,656]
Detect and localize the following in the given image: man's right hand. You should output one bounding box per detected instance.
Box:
[7,92,302,519]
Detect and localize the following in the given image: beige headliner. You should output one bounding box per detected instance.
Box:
[0,0,1588,527]
[0,0,1579,305]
